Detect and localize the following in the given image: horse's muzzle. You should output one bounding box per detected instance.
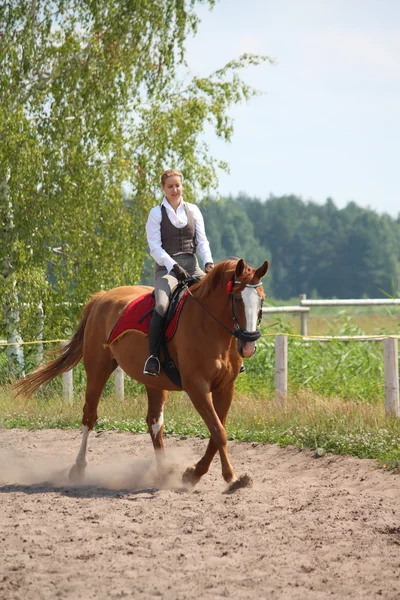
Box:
[235,330,261,359]
[238,340,257,358]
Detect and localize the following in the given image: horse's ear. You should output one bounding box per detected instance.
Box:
[235,259,245,278]
[255,260,269,279]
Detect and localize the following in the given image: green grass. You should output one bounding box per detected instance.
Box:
[1,313,400,470]
[1,389,400,470]
[262,307,400,337]
[236,316,386,402]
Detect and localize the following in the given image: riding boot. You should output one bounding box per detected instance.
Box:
[143,311,166,376]
[239,362,246,373]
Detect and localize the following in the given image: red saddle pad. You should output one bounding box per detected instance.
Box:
[107,291,188,345]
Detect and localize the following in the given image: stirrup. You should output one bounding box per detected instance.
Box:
[143,355,161,376]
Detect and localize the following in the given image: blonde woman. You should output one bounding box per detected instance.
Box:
[143,169,214,376]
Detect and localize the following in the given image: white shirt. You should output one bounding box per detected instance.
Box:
[146,198,213,273]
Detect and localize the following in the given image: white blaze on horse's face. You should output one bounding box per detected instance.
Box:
[234,259,268,360]
[242,287,260,331]
[240,287,262,358]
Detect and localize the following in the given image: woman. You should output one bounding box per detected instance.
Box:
[143,169,214,376]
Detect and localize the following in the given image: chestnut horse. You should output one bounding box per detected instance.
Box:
[15,258,269,488]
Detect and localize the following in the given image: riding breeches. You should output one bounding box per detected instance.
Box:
[153,254,205,317]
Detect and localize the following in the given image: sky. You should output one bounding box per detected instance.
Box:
[184,0,400,218]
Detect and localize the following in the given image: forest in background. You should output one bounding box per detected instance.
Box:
[199,194,400,300]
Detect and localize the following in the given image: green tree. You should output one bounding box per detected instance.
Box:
[0,1,269,373]
[248,195,306,299]
[217,195,400,300]
[202,198,270,265]
[338,210,399,298]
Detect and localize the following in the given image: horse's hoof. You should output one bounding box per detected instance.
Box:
[68,463,86,483]
[182,467,201,488]
[225,473,253,493]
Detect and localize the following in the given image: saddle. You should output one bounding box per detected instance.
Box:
[156,279,197,388]
[107,278,198,388]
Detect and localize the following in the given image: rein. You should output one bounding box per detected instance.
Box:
[186,280,263,343]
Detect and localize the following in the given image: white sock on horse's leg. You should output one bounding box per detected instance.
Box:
[75,425,90,469]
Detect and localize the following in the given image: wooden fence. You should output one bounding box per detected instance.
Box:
[2,296,400,417]
[274,334,399,417]
[263,296,400,336]
[58,334,400,418]
[263,296,399,419]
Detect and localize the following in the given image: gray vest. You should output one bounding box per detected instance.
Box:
[160,204,197,256]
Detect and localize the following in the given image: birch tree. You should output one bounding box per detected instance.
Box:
[0,1,269,374]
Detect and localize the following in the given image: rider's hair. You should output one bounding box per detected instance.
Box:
[161,169,182,186]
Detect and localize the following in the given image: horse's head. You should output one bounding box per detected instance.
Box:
[190,258,269,359]
[230,259,269,358]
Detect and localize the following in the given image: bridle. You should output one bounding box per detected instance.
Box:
[186,279,263,343]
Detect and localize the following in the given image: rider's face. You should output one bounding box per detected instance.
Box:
[162,175,182,206]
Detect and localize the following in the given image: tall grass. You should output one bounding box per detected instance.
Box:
[0,315,389,402]
[1,313,399,468]
[236,315,386,401]
[1,389,399,469]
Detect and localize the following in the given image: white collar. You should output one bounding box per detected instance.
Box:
[162,197,185,210]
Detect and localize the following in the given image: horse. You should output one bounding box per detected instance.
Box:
[14,258,269,488]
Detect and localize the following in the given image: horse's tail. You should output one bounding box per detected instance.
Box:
[13,291,106,398]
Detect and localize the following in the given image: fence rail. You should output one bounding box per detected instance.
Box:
[300,298,400,307]
[54,334,399,418]
[2,296,400,417]
[262,295,400,336]
[273,335,399,418]
[262,307,310,313]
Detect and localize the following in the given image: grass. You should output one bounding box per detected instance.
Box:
[262,310,400,337]
[1,311,400,470]
[1,388,399,470]
[236,317,386,402]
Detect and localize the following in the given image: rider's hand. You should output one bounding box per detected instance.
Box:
[171,263,190,282]
[205,262,214,273]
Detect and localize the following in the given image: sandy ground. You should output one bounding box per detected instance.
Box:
[1,429,400,600]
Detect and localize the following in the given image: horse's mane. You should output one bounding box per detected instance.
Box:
[191,259,256,301]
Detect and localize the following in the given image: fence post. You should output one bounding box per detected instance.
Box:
[299,294,307,336]
[61,341,73,404]
[36,301,44,366]
[383,338,400,417]
[115,366,124,401]
[275,334,288,402]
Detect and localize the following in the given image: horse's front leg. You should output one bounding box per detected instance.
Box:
[145,386,168,482]
[183,383,236,486]
[194,385,236,482]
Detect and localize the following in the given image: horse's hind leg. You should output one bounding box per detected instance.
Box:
[145,386,168,481]
[69,354,117,482]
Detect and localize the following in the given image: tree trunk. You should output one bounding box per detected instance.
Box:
[1,175,25,378]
